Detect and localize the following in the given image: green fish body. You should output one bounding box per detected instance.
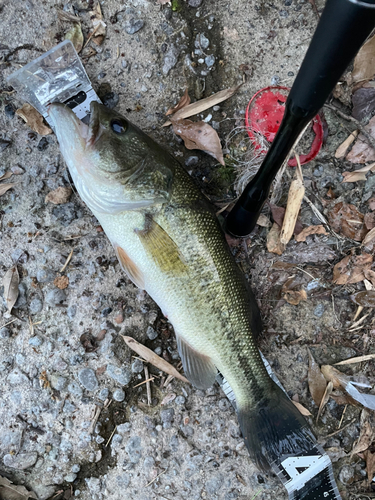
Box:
[49,102,314,472]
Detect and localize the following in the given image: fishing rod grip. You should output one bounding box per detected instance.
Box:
[226,0,375,237]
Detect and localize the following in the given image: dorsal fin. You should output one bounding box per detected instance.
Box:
[176,334,217,390]
[115,246,145,289]
[136,216,187,274]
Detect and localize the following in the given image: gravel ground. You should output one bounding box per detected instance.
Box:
[1,0,375,499]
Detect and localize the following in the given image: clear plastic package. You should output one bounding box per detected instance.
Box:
[6,40,100,130]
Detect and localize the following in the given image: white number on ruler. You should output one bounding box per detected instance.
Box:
[281,454,331,493]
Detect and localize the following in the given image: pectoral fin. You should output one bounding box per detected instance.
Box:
[136,216,187,274]
[115,246,145,289]
[176,334,217,390]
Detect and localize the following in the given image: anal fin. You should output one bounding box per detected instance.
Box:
[176,334,217,390]
[115,246,145,290]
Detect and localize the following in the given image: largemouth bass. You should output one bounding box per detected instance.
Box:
[49,102,314,474]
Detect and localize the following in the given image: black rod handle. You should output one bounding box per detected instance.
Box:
[226,0,375,237]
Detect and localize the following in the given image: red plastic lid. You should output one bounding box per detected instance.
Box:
[245,86,323,167]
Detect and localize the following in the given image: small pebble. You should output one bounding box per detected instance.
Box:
[163,44,179,75]
[131,359,144,373]
[68,382,83,398]
[64,473,77,483]
[45,289,66,306]
[29,336,42,347]
[154,347,162,355]
[314,303,325,318]
[102,93,119,109]
[125,436,142,464]
[50,375,67,391]
[271,75,281,85]
[96,436,105,444]
[98,388,109,401]
[205,55,215,68]
[113,388,125,402]
[67,305,77,319]
[4,104,15,118]
[160,408,175,423]
[175,395,186,405]
[37,269,55,283]
[3,452,38,470]
[117,422,131,434]
[37,137,49,151]
[195,33,210,50]
[188,0,203,6]
[71,464,81,473]
[0,327,10,339]
[185,156,199,167]
[124,18,144,35]
[78,368,99,392]
[29,297,43,314]
[106,364,132,385]
[146,326,158,340]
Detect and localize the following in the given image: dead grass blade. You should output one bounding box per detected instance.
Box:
[335,354,375,366]
[351,410,374,456]
[316,381,333,423]
[57,10,81,23]
[335,130,359,159]
[0,171,12,181]
[163,84,242,126]
[3,266,19,313]
[122,336,189,384]
[266,223,284,255]
[342,162,375,183]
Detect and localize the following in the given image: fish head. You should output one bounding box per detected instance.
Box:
[48,102,175,214]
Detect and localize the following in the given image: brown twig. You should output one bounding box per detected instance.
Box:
[325,103,375,152]
[323,417,356,438]
[144,365,152,406]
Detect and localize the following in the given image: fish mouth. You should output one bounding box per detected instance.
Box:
[48,101,102,148]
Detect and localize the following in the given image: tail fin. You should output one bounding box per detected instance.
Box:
[237,382,315,473]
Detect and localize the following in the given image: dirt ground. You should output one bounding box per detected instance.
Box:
[0,0,375,499]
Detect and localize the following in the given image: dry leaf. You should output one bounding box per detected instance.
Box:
[352,34,375,84]
[65,23,84,53]
[122,336,189,384]
[321,365,375,411]
[164,85,241,125]
[3,266,19,314]
[364,212,375,230]
[292,401,312,416]
[352,88,375,121]
[0,476,38,500]
[45,186,72,205]
[364,449,375,485]
[335,353,375,366]
[332,253,373,285]
[346,115,375,164]
[369,197,375,210]
[0,183,15,196]
[54,276,69,290]
[266,223,284,255]
[351,410,374,456]
[58,10,81,23]
[166,89,191,116]
[295,225,328,242]
[308,349,327,407]
[351,290,375,307]
[282,288,307,305]
[269,204,303,235]
[342,162,375,183]
[280,171,305,246]
[365,269,375,287]
[0,171,12,181]
[161,393,176,405]
[16,103,52,135]
[171,118,224,165]
[89,2,106,45]
[327,201,367,241]
[335,130,359,159]
[317,381,333,423]
[362,227,375,250]
[256,214,271,228]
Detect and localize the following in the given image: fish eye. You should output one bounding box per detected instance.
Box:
[110,119,127,134]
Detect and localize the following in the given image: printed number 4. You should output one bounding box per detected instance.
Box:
[281,455,321,480]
